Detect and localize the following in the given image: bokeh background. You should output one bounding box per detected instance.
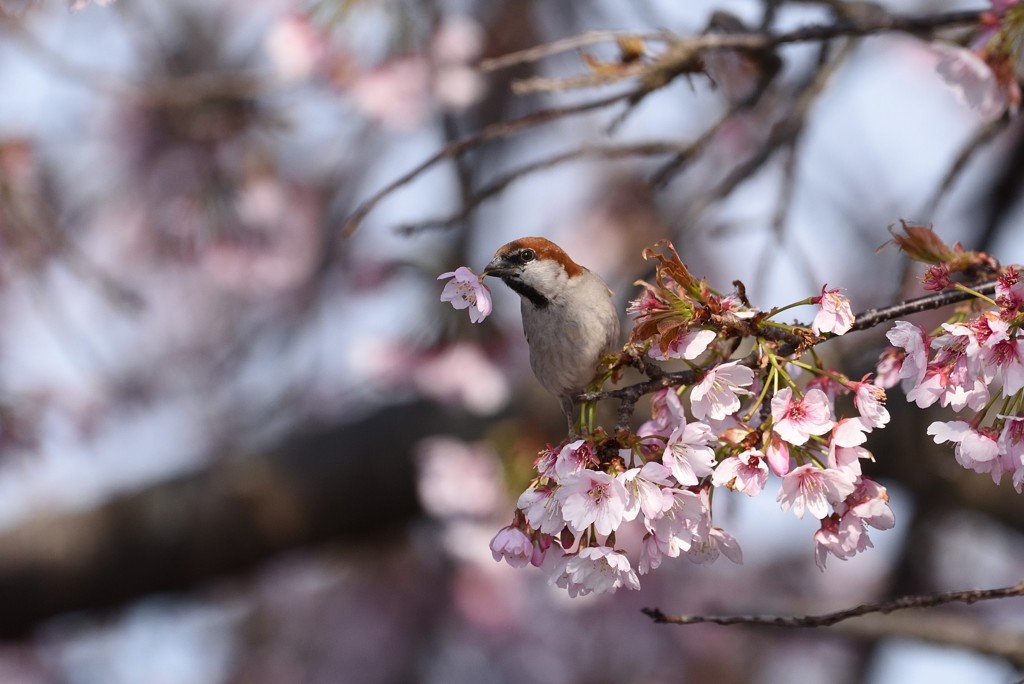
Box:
[0,0,1021,682]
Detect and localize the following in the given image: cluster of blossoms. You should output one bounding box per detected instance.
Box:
[878,267,1024,492]
[487,242,894,595]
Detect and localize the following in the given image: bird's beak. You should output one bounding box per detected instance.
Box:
[483,257,515,278]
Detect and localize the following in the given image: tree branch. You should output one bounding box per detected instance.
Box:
[340,88,640,237]
[641,579,1024,628]
[581,280,1000,406]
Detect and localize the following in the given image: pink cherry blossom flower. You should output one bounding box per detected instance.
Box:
[927,420,1001,476]
[711,449,769,496]
[845,478,895,531]
[777,463,857,519]
[489,525,533,568]
[811,285,855,336]
[663,419,717,485]
[687,526,743,565]
[637,387,687,440]
[619,461,674,521]
[553,439,598,481]
[534,444,560,479]
[554,547,640,596]
[874,348,903,389]
[933,42,1010,122]
[645,488,709,557]
[557,470,628,536]
[649,329,717,361]
[828,443,872,478]
[812,513,873,570]
[886,321,930,391]
[764,434,791,476]
[849,378,890,429]
[816,478,895,569]
[998,416,1024,493]
[832,417,869,448]
[771,387,835,446]
[517,484,564,535]
[438,266,492,323]
[690,361,755,421]
[982,334,1024,396]
[638,534,664,575]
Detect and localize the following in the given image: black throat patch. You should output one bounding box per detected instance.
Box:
[503,278,549,308]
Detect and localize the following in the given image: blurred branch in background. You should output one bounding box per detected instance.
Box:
[0,401,487,638]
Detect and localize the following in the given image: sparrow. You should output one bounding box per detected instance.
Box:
[484,237,620,434]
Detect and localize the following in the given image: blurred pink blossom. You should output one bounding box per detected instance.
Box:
[932,42,1012,121]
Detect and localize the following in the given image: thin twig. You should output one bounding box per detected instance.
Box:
[649,103,743,188]
[580,280,1000,404]
[397,141,683,234]
[480,31,671,72]
[848,280,997,332]
[923,116,1011,218]
[341,88,641,237]
[485,9,982,85]
[680,38,855,229]
[642,579,1024,627]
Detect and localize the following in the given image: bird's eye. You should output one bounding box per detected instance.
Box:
[520,249,536,263]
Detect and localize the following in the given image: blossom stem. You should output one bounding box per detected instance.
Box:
[768,353,799,392]
[788,358,847,384]
[952,282,998,307]
[766,297,816,320]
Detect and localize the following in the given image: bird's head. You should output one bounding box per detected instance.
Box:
[483,237,584,307]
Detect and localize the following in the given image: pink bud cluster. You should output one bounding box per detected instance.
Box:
[878,268,1024,491]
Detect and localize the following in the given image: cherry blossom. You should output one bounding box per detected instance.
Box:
[998,416,1024,492]
[982,334,1024,396]
[828,442,872,479]
[619,461,674,521]
[688,526,743,565]
[874,348,904,389]
[638,388,687,440]
[886,321,930,391]
[489,526,533,568]
[831,417,869,448]
[690,361,755,421]
[764,434,791,476]
[777,464,857,519]
[771,387,835,446]
[534,444,560,480]
[553,439,597,481]
[556,470,629,536]
[645,488,709,557]
[811,286,855,336]
[816,478,895,569]
[550,547,640,596]
[648,329,716,361]
[849,379,890,429]
[711,449,769,496]
[438,266,492,323]
[662,419,717,485]
[933,42,1010,122]
[927,420,1001,477]
[517,484,564,535]
[638,534,664,575]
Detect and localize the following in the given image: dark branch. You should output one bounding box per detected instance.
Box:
[642,579,1024,628]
